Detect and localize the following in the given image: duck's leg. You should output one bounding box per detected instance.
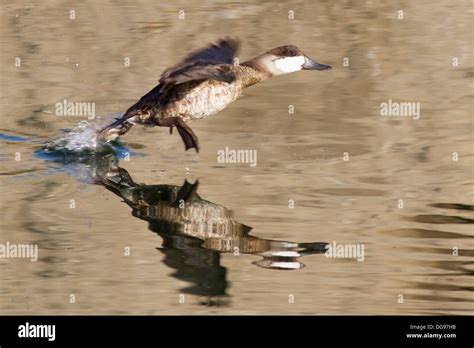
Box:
[158,117,199,152]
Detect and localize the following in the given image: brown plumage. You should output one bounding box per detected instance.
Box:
[98,38,331,151]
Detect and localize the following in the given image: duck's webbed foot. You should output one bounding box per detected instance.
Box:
[176,122,199,152]
[97,118,134,142]
[159,117,199,152]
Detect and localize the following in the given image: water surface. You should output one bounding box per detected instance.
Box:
[0,0,472,314]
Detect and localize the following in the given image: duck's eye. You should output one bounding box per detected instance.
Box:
[290,51,297,56]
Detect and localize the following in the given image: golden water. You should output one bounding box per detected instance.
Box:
[0,0,472,314]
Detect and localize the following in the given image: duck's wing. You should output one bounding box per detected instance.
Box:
[159,38,240,89]
[119,38,239,116]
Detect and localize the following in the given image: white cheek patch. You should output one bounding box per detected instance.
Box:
[273,55,305,73]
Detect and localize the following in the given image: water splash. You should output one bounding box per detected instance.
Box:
[36,140,136,184]
[35,115,141,182]
[42,117,122,155]
[42,120,102,153]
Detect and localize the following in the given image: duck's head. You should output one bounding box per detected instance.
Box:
[257,45,331,76]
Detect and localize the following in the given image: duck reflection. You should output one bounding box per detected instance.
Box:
[91,155,327,298]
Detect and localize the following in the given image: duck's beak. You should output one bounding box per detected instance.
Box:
[303,55,332,70]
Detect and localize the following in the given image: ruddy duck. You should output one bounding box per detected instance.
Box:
[98,38,331,151]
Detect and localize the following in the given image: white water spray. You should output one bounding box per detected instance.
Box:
[42,115,123,153]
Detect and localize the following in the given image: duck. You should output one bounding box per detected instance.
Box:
[98,38,331,152]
